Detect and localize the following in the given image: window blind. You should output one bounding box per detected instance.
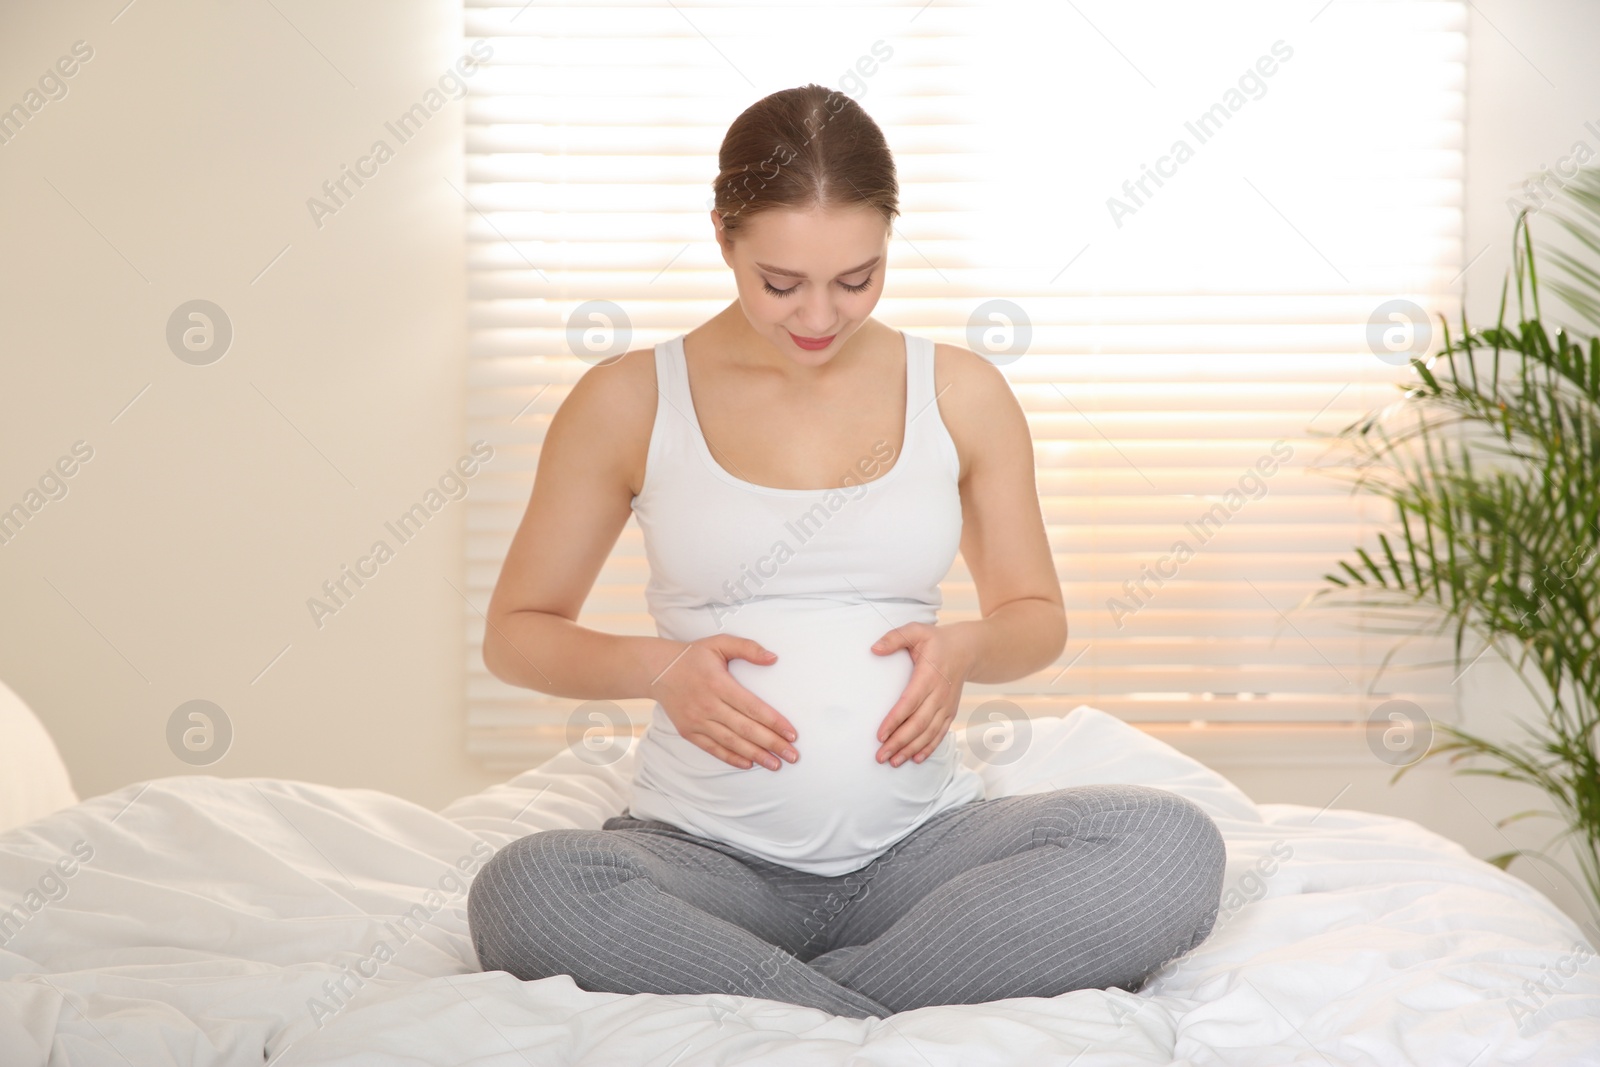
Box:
[462,0,1466,769]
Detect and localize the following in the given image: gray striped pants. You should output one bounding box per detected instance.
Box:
[466,783,1226,1018]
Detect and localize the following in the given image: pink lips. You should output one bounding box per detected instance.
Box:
[788,330,837,351]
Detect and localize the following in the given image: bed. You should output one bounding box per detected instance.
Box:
[2,696,1598,1066]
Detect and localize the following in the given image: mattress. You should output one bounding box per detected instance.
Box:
[2,705,1596,1065]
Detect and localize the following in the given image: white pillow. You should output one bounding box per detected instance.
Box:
[0,677,79,835]
[962,703,1263,825]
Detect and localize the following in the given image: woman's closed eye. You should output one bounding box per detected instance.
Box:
[762,276,874,298]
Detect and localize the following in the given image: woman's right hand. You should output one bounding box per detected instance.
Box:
[650,635,799,771]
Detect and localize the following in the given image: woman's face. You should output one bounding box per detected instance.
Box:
[713,203,889,363]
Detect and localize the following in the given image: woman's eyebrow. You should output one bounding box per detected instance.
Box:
[753,256,881,279]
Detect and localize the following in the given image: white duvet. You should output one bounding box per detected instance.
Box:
[2,706,1597,1066]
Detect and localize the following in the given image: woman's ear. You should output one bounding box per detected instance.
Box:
[712,211,734,267]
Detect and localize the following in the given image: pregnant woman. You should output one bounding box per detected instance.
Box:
[467,83,1226,1018]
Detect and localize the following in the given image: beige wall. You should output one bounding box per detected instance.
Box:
[0,1,1595,928]
[0,0,502,811]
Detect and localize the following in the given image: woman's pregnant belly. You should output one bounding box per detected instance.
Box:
[629,597,978,875]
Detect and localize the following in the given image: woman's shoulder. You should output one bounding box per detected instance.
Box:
[925,338,1025,482]
[807,320,1014,415]
[550,343,662,495]
[927,338,1017,414]
[559,342,660,422]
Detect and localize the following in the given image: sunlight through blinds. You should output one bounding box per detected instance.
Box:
[462,0,1466,769]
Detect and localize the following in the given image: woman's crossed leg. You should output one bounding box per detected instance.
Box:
[466,807,887,1017]
[465,783,1225,1018]
[806,783,1227,1012]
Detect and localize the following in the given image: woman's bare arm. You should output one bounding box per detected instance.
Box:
[935,342,1068,683]
[482,349,682,699]
[483,346,800,771]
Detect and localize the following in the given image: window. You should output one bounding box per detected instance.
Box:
[462,0,1466,769]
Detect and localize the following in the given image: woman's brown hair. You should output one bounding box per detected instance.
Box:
[712,83,899,239]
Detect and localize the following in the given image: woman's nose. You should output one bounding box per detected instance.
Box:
[796,293,837,335]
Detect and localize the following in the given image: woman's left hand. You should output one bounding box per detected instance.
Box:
[870,622,975,766]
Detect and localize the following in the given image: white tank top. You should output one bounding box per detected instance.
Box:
[625,329,986,875]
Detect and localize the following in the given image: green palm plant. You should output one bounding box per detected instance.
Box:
[1308,165,1600,930]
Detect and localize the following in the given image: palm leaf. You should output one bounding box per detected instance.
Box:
[1312,164,1600,919]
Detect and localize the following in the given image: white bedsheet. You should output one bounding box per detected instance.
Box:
[2,706,1597,1066]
